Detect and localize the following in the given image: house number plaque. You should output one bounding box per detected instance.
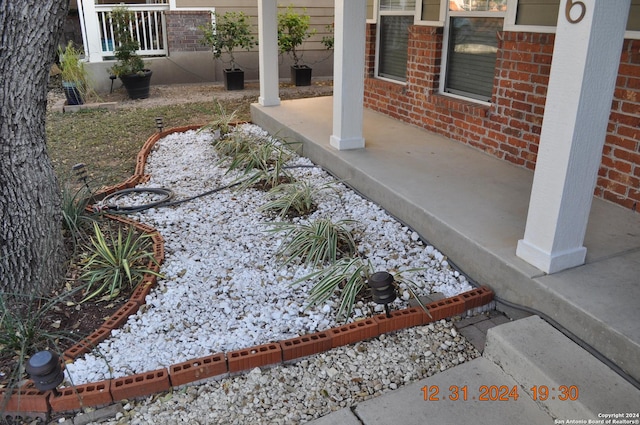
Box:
[565,0,586,24]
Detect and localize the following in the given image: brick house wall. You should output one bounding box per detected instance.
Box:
[165,11,211,53]
[363,24,640,213]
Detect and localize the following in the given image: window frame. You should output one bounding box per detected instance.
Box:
[439,8,506,104]
[415,0,446,26]
[368,0,379,24]
[503,0,640,40]
[374,2,418,84]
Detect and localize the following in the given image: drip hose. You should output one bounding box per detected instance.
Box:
[94,164,318,214]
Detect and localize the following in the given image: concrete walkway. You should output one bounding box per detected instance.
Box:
[251,96,640,423]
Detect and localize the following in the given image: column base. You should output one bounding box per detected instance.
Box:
[258,96,281,107]
[330,135,365,150]
[516,239,587,274]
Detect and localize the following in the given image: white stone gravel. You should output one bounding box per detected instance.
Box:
[64,124,473,386]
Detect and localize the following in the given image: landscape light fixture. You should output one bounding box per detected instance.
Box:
[109,74,117,93]
[25,350,64,394]
[72,163,91,192]
[155,116,164,132]
[368,271,397,318]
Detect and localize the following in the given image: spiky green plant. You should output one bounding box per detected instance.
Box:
[294,257,372,320]
[259,180,338,218]
[200,99,240,139]
[211,127,254,159]
[267,218,358,268]
[80,222,161,302]
[294,257,432,322]
[61,182,94,248]
[226,138,294,191]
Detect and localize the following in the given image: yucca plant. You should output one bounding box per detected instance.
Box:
[61,182,94,248]
[80,222,161,303]
[200,99,240,139]
[226,139,295,191]
[294,257,432,322]
[212,128,255,159]
[259,180,338,218]
[267,218,358,268]
[294,257,372,320]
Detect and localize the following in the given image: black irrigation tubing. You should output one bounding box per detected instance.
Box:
[94,164,319,214]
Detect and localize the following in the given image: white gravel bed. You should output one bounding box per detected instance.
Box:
[64,124,473,386]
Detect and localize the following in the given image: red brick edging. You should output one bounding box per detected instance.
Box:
[0,126,495,416]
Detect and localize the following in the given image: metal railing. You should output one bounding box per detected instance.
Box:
[96,4,169,57]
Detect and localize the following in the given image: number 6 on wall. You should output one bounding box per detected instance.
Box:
[565,0,587,24]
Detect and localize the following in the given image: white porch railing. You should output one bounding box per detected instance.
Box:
[95,4,169,58]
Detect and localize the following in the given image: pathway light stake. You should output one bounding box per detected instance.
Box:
[25,350,64,395]
[72,162,91,192]
[155,116,164,132]
[368,271,397,318]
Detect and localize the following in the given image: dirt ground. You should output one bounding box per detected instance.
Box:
[48,73,334,110]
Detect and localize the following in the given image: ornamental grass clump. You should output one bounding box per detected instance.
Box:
[80,222,161,302]
[259,180,337,218]
[200,99,240,139]
[61,181,96,249]
[225,137,295,191]
[212,128,255,159]
[266,218,358,268]
[294,257,433,322]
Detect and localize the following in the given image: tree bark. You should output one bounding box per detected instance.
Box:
[0,0,69,295]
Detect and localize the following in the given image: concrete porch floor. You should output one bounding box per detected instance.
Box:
[251,95,640,387]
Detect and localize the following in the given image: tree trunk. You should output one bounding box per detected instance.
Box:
[0,0,69,295]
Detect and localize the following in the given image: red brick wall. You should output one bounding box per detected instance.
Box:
[165,11,211,53]
[600,40,640,210]
[364,24,640,213]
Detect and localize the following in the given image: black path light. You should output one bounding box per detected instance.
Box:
[368,271,397,318]
[25,350,64,394]
[155,116,164,132]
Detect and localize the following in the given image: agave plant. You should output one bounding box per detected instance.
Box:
[267,218,358,268]
[80,222,161,302]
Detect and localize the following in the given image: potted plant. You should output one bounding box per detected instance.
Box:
[58,41,89,105]
[277,6,316,86]
[108,6,152,99]
[200,11,257,91]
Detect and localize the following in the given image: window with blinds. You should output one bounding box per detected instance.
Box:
[378,15,413,81]
[445,17,502,101]
[375,0,416,83]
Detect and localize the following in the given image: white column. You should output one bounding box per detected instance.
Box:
[516,0,630,273]
[258,0,280,106]
[330,0,367,150]
[78,0,105,63]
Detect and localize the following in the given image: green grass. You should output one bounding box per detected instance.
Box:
[46,100,249,188]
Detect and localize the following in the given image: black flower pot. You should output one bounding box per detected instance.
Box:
[224,68,245,91]
[62,81,83,105]
[290,65,312,87]
[120,70,153,99]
